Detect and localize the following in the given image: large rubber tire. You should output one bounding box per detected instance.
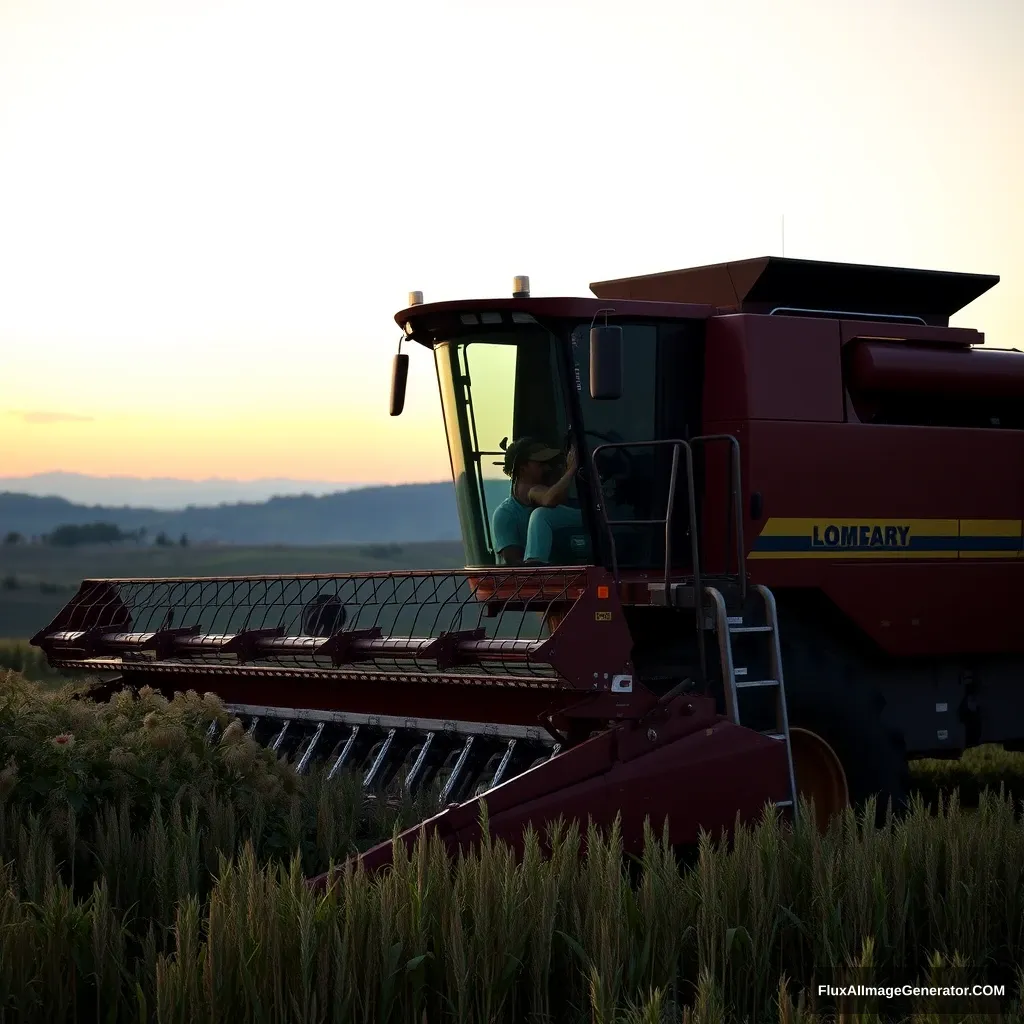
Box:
[780,631,910,828]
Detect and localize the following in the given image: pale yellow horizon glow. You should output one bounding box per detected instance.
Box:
[2,0,1022,484]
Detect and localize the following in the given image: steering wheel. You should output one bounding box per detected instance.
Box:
[581,429,634,482]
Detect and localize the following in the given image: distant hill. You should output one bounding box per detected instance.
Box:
[0,483,461,545]
[0,472,374,509]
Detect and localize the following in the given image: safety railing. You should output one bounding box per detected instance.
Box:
[589,434,747,681]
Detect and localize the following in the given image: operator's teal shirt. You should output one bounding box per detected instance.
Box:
[491,490,585,563]
[491,491,531,560]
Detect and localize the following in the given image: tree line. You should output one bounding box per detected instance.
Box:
[2,523,189,548]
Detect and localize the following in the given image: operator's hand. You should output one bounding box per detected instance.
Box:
[566,446,578,476]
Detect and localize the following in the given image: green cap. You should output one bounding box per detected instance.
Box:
[500,437,562,478]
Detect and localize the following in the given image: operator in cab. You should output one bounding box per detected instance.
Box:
[491,437,584,565]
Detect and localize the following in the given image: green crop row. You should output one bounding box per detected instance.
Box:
[4,670,1024,1022]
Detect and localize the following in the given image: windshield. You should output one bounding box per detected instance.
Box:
[435,324,583,567]
[434,317,671,570]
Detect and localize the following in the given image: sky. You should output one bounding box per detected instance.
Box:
[1,0,1022,487]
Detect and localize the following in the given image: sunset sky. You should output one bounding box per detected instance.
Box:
[2,0,1021,486]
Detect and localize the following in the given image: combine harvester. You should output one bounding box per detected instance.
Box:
[31,256,1024,872]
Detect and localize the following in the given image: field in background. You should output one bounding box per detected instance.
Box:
[0,540,466,637]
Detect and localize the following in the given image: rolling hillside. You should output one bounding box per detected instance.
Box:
[0,482,460,546]
[0,472,372,508]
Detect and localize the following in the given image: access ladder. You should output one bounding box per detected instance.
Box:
[704,584,799,822]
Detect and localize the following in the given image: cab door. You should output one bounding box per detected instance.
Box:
[567,318,706,572]
[568,322,661,570]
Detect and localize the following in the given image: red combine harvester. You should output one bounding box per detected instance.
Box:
[31,257,1024,872]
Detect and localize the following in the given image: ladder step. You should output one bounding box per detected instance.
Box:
[710,583,798,825]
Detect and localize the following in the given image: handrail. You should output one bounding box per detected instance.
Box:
[589,438,705,683]
[768,305,928,326]
[688,433,747,600]
[588,434,748,687]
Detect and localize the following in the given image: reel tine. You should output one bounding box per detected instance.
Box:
[405,732,434,794]
[439,736,474,806]
[362,728,397,789]
[295,722,325,775]
[327,726,360,781]
[491,739,517,789]
[269,720,291,754]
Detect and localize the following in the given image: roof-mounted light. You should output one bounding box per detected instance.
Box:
[408,291,424,306]
[513,276,530,298]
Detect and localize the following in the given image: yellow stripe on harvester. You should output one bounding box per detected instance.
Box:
[958,520,1023,559]
[748,518,1023,560]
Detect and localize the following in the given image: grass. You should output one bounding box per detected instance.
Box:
[11,799,1024,1023]
[4,668,1024,1022]
[0,540,466,589]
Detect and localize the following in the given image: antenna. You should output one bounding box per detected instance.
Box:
[781,214,786,257]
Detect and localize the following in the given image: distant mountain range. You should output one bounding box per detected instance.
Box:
[0,483,461,545]
[0,472,375,509]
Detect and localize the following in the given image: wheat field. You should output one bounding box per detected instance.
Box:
[3,664,1024,1022]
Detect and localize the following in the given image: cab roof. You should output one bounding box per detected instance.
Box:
[394,257,1000,343]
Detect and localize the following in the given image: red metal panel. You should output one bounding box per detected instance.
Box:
[120,667,571,727]
[342,696,790,875]
[819,562,1023,656]
[744,421,1023,521]
[703,315,845,425]
[734,420,1024,655]
[702,318,750,422]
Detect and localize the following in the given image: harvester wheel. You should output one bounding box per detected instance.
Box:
[788,727,848,829]
[773,605,911,827]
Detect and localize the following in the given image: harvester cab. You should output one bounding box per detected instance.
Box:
[34,255,1018,873]
[390,276,714,586]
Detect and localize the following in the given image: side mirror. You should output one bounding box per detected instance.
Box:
[389,353,409,416]
[589,325,622,400]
